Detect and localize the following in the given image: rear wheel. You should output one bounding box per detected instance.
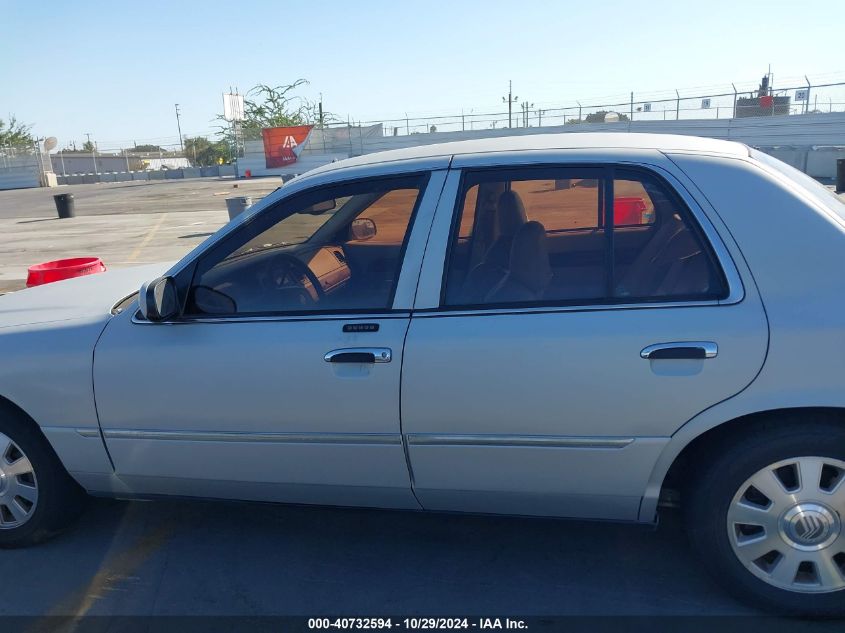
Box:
[685,418,845,615]
[0,408,85,547]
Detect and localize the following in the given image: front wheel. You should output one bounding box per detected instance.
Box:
[685,417,845,615]
[0,408,85,547]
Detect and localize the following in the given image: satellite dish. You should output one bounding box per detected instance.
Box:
[604,112,620,123]
[43,137,58,152]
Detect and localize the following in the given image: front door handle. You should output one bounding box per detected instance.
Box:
[640,342,718,360]
[324,347,392,363]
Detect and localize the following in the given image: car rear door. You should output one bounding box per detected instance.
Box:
[401,153,768,521]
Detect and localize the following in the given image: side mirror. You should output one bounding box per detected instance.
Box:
[350,217,377,241]
[138,276,179,322]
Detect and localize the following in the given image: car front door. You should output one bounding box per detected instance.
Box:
[402,157,768,521]
[93,169,446,509]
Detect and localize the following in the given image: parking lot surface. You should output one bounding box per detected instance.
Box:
[0,498,753,617]
[0,178,280,220]
[0,178,280,292]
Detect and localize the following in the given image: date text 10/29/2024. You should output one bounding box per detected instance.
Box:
[308,619,528,630]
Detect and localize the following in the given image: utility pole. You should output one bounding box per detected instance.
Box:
[520,101,534,127]
[174,104,184,152]
[502,80,518,128]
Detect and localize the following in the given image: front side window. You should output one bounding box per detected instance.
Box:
[443,166,726,308]
[186,175,426,316]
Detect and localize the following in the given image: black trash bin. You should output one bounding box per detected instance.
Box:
[837,158,845,194]
[54,193,75,219]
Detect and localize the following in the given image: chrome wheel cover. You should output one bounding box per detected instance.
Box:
[727,456,845,593]
[0,432,39,529]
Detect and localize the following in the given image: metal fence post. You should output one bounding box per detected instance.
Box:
[805,76,812,115]
[732,83,738,119]
[675,90,680,120]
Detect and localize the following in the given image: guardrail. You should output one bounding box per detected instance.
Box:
[54,164,236,186]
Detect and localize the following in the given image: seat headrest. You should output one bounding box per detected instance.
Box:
[497,190,527,236]
[509,221,551,293]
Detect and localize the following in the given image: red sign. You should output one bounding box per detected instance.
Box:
[760,95,774,108]
[262,125,314,168]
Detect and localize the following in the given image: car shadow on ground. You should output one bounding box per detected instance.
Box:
[0,496,755,617]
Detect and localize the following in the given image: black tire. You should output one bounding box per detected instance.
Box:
[0,404,86,547]
[684,415,845,616]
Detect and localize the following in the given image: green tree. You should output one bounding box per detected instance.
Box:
[81,140,95,152]
[0,115,34,146]
[183,136,230,166]
[132,144,164,153]
[216,79,334,150]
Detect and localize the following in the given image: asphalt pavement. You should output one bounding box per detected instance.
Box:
[0,498,753,617]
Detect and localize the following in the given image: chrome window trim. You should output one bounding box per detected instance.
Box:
[102,429,402,445]
[406,434,637,448]
[131,311,412,326]
[410,299,724,319]
[415,158,745,314]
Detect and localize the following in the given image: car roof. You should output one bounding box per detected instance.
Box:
[304,132,749,178]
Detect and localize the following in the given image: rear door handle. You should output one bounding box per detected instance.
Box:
[640,342,718,360]
[324,347,392,363]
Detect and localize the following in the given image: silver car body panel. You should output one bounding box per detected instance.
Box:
[0,264,168,483]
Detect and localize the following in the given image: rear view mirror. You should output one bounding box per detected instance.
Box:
[350,217,377,241]
[139,276,179,322]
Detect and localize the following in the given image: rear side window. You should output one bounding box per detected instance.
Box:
[442,166,727,307]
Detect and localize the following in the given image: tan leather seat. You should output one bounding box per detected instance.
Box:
[460,190,528,303]
[615,215,709,298]
[486,221,552,303]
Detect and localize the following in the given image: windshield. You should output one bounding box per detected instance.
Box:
[751,149,845,223]
[229,195,353,258]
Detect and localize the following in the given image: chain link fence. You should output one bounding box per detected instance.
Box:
[0,141,53,189]
[319,79,845,137]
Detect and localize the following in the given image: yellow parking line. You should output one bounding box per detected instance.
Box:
[127,213,168,262]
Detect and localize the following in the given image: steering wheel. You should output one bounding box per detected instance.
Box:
[262,253,326,307]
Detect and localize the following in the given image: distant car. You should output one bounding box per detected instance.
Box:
[1,133,844,615]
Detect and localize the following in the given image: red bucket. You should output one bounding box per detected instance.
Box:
[614,197,648,225]
[26,257,107,287]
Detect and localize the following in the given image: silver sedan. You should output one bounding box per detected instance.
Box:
[1,133,844,615]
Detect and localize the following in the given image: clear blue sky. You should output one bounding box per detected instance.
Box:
[2,0,843,150]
